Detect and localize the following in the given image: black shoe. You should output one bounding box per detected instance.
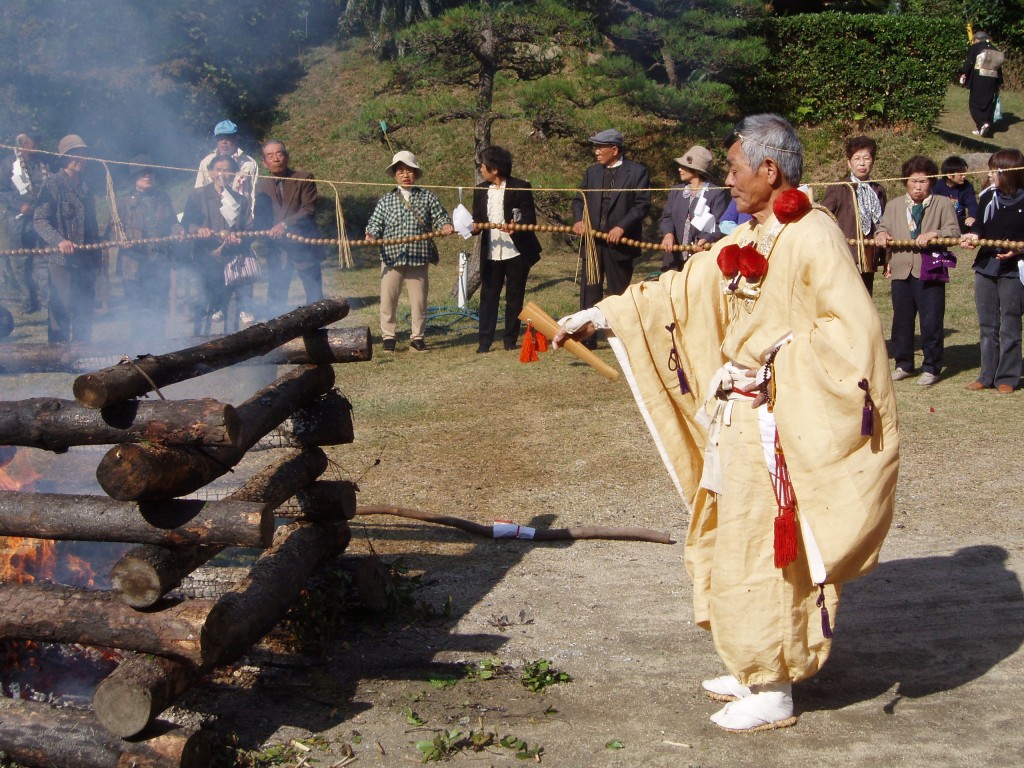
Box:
[503,340,517,351]
[476,345,491,354]
[410,338,427,352]
[382,338,396,352]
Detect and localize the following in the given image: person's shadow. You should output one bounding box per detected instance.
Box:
[798,545,1024,711]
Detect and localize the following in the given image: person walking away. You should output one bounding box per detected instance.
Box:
[960,31,1003,138]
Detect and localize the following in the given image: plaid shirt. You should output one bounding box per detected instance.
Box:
[366,186,451,267]
[33,169,101,268]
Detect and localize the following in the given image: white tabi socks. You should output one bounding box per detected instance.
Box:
[709,682,796,732]
[701,675,751,702]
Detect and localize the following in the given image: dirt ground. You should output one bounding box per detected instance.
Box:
[164,324,1023,768]
[3,110,1023,763]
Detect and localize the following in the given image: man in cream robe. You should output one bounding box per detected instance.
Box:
[555,114,899,732]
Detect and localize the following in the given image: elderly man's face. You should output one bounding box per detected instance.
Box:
[262,144,288,176]
[725,141,774,217]
[593,144,621,167]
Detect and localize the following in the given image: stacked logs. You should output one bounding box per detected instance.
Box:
[0,298,368,768]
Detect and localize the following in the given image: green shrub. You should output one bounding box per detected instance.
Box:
[748,13,962,126]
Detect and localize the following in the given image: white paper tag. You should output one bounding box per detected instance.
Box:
[452,203,474,239]
[219,188,240,228]
[492,522,536,539]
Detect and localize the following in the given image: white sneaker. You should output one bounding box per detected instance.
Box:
[917,371,939,386]
[239,311,255,326]
[710,683,797,732]
[210,310,224,322]
[701,675,751,702]
[891,368,913,381]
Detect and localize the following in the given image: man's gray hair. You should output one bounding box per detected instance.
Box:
[730,114,803,186]
[262,139,288,157]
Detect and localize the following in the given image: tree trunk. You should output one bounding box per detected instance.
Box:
[0,397,240,452]
[0,697,210,768]
[0,492,272,547]
[256,326,372,365]
[92,654,197,739]
[111,447,328,608]
[0,327,371,375]
[72,298,349,409]
[661,45,679,88]
[250,390,354,450]
[0,581,212,664]
[95,364,334,501]
[198,520,350,671]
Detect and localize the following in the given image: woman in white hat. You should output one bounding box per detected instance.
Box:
[365,151,453,352]
[658,145,730,271]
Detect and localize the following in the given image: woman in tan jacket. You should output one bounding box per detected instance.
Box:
[875,155,960,386]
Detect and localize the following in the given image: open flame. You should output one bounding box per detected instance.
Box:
[1,447,114,704]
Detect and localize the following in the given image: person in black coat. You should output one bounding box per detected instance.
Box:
[960,30,1003,137]
[471,146,542,353]
[571,129,651,318]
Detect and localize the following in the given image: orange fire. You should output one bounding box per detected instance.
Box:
[0,446,40,492]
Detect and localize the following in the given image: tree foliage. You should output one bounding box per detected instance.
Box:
[0,0,338,159]
[580,1,769,133]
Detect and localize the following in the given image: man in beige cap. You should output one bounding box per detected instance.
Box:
[658,145,730,271]
[33,134,102,343]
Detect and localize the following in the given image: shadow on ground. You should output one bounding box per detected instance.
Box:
[799,545,1024,713]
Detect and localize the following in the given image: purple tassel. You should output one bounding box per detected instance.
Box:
[817,584,834,639]
[858,379,874,437]
[665,323,690,395]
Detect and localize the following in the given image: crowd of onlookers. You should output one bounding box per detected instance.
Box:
[2,110,1022,392]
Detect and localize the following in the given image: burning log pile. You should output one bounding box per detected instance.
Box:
[0,298,369,768]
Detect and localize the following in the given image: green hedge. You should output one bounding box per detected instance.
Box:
[748,13,963,127]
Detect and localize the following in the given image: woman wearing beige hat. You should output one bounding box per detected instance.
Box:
[659,145,730,271]
[365,151,453,352]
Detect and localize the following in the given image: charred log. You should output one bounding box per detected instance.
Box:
[0,491,272,548]
[95,365,334,501]
[72,298,349,409]
[0,327,370,375]
[111,447,329,608]
[251,389,354,450]
[0,697,210,768]
[0,397,239,452]
[0,521,349,670]
[276,480,358,521]
[92,654,197,739]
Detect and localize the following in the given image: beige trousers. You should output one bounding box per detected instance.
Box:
[380,264,429,340]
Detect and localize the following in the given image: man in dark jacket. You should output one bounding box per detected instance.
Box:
[1,132,49,312]
[33,134,101,343]
[254,140,322,318]
[571,129,650,323]
[471,145,542,353]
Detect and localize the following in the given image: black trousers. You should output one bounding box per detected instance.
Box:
[580,245,634,311]
[478,255,530,350]
[890,275,946,374]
